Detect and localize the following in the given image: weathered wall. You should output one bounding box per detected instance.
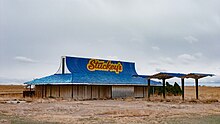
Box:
[134,86,145,98]
[112,86,134,98]
[100,86,112,99]
[35,85,148,99]
[51,85,59,97]
[60,85,72,98]
[35,85,112,99]
[35,85,43,98]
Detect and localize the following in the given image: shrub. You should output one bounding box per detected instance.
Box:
[173,82,182,96]
[153,82,182,96]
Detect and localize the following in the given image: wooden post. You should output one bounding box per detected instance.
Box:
[59,85,60,97]
[98,86,100,99]
[42,85,44,98]
[152,87,154,96]
[50,85,52,97]
[181,78,185,101]
[45,85,47,97]
[195,78,199,99]
[72,84,74,99]
[91,86,92,99]
[163,79,166,99]
[29,85,31,97]
[110,86,112,99]
[148,79,151,99]
[76,85,78,99]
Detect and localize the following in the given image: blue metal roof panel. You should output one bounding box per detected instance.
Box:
[71,73,160,85]
[25,74,72,85]
[25,73,161,86]
[132,75,149,78]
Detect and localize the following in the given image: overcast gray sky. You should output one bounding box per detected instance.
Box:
[1,0,220,84]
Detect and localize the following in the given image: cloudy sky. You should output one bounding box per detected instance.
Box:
[1,0,220,84]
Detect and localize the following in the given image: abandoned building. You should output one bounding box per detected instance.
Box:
[25,56,161,99]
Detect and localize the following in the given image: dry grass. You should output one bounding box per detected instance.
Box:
[0,85,25,99]
[0,85,24,94]
[185,86,220,101]
[0,85,220,123]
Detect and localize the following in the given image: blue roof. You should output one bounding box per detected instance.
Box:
[25,73,161,86]
[26,74,72,85]
[25,56,162,86]
[132,75,149,78]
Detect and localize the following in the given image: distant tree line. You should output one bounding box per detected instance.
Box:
[152,82,182,96]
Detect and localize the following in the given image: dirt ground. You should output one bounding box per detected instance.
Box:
[0,85,220,124]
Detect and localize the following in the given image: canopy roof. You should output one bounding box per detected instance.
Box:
[182,73,215,79]
[135,72,214,80]
[25,56,161,86]
[149,72,186,79]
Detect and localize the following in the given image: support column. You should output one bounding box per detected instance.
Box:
[163,79,166,99]
[41,85,44,98]
[91,86,93,99]
[195,78,199,99]
[72,84,73,98]
[148,79,151,99]
[45,85,47,97]
[181,78,185,101]
[50,85,52,97]
[59,85,60,97]
[29,85,32,97]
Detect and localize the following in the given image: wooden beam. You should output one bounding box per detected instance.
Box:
[195,78,199,99]
[77,85,79,99]
[181,78,185,101]
[163,79,166,99]
[110,86,112,99]
[148,79,151,99]
[98,86,100,99]
[50,85,52,97]
[59,85,60,97]
[45,85,47,97]
[72,84,73,99]
[41,86,43,98]
[91,85,92,99]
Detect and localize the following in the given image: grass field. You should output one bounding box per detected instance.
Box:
[167,115,220,124]
[0,85,220,124]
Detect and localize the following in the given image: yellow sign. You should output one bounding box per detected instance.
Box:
[87,59,123,74]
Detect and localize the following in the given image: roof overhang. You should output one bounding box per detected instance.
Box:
[134,72,214,80]
[182,73,215,79]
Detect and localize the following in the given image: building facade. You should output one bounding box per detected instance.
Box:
[25,56,161,99]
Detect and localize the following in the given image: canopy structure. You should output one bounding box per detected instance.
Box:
[183,73,215,79]
[135,72,215,100]
[183,73,215,99]
[148,72,186,79]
